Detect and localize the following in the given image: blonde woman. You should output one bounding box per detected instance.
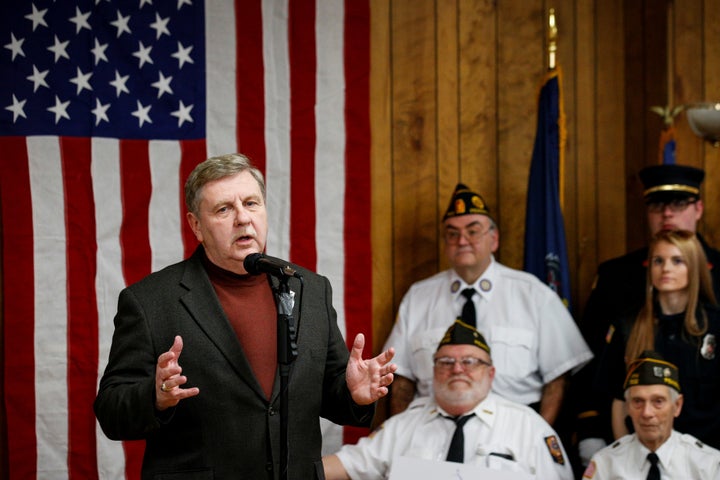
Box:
[594,229,720,449]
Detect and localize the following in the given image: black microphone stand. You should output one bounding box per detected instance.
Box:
[274,277,298,480]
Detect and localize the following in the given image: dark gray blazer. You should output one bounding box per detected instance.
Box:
[94,247,373,479]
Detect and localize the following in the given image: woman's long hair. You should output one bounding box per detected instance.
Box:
[625,230,716,362]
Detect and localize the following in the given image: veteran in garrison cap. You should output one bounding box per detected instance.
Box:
[382,180,591,428]
[573,164,720,465]
[583,352,720,480]
[323,320,575,480]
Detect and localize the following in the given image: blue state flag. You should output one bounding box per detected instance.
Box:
[523,68,571,309]
[659,125,676,164]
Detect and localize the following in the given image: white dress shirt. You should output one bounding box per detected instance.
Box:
[584,431,720,479]
[383,257,592,405]
[335,392,574,480]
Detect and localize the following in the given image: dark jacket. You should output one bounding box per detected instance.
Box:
[94,247,373,479]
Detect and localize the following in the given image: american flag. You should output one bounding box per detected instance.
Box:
[0,1,372,478]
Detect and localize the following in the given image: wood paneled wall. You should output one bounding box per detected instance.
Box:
[370,0,720,353]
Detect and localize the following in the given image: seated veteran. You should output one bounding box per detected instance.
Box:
[583,351,720,480]
[323,320,574,480]
[385,183,591,426]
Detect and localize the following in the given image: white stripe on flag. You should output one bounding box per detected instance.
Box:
[149,141,184,272]
[315,0,346,334]
[29,137,69,478]
[205,2,238,157]
[92,139,127,479]
[262,0,292,259]
[315,1,346,456]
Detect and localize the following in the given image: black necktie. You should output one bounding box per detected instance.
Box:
[446,414,474,463]
[646,452,660,480]
[461,288,476,327]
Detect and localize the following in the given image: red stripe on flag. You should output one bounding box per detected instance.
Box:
[342,0,372,445]
[0,137,37,479]
[59,137,99,479]
[119,140,153,286]
[180,140,207,258]
[118,140,151,477]
[234,0,267,172]
[288,0,318,269]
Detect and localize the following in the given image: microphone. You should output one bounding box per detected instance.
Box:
[243,253,302,278]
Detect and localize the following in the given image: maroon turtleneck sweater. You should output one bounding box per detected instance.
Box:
[202,253,278,399]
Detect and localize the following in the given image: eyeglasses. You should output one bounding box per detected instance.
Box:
[444,226,494,245]
[433,356,492,371]
[647,199,697,213]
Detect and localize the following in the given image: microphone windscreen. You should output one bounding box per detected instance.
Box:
[243,252,264,275]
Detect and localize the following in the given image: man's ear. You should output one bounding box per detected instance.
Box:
[674,393,684,418]
[186,212,202,242]
[695,199,704,221]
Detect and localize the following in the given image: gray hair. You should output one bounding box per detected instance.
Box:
[624,385,680,403]
[184,153,266,215]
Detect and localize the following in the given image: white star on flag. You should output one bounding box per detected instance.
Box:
[109,70,130,97]
[69,7,92,33]
[150,13,171,39]
[91,98,111,125]
[151,71,173,98]
[131,100,152,126]
[4,33,25,61]
[69,67,93,95]
[47,35,70,63]
[26,65,49,92]
[5,94,27,122]
[171,41,194,69]
[47,95,70,124]
[110,11,131,37]
[91,39,109,65]
[133,41,154,68]
[25,4,49,31]
[170,100,193,126]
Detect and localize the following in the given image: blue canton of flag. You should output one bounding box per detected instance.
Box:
[523,68,572,309]
[0,0,205,140]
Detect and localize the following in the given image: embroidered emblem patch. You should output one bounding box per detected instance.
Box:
[701,334,716,360]
[450,280,461,293]
[544,435,565,465]
[582,460,596,479]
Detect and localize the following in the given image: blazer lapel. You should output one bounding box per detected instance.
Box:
[179,251,268,402]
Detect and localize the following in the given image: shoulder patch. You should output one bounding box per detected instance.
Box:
[582,460,596,479]
[545,435,565,465]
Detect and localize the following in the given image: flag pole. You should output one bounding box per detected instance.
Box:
[548,8,557,71]
[546,8,564,207]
